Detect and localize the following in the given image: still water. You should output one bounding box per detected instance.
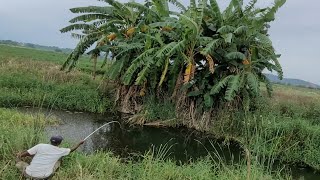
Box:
[18,107,320,180]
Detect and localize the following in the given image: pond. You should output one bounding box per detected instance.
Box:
[18,107,320,180]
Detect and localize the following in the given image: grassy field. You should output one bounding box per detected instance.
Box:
[1,44,320,178]
[0,45,112,113]
[0,44,106,73]
[269,84,320,119]
[0,108,289,180]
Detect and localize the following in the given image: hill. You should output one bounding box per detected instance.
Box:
[265,74,320,89]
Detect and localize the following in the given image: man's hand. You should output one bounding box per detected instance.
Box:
[16,152,22,161]
[70,140,85,153]
[79,140,85,145]
[16,151,31,160]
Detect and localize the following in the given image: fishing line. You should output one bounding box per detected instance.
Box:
[84,121,120,141]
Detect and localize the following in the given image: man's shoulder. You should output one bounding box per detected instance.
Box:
[37,143,49,146]
[30,143,47,149]
[36,143,51,147]
[35,143,56,150]
[34,144,70,153]
[27,144,50,154]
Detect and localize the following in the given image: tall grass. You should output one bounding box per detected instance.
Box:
[0,48,113,113]
[142,97,176,121]
[1,44,319,178]
[0,108,288,180]
[248,114,320,170]
[0,44,108,73]
[0,108,46,179]
[127,96,177,125]
[209,106,320,171]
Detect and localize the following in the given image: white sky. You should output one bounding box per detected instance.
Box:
[0,0,319,84]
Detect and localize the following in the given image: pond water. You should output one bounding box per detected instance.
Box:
[18,107,320,180]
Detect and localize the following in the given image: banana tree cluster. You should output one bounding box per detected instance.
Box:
[62,0,285,111]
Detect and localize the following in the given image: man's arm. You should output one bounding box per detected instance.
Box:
[16,144,39,161]
[16,151,32,159]
[70,140,85,153]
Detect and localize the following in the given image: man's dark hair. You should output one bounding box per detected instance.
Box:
[50,135,63,146]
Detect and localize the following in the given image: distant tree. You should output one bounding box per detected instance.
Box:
[25,43,35,48]
[0,40,20,46]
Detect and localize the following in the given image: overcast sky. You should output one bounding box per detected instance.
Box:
[0,0,319,84]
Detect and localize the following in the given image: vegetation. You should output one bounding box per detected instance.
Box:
[62,0,285,118]
[3,0,320,178]
[0,45,112,113]
[0,40,73,53]
[0,44,107,74]
[126,84,320,172]
[202,83,320,170]
[0,108,289,180]
[2,44,320,178]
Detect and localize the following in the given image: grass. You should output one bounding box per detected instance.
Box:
[0,44,107,73]
[245,112,320,170]
[0,108,46,179]
[204,84,320,171]
[0,108,289,180]
[1,44,320,178]
[141,97,176,122]
[123,83,320,172]
[267,84,320,120]
[0,45,113,113]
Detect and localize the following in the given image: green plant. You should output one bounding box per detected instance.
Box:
[63,0,286,114]
[0,108,289,180]
[0,51,113,113]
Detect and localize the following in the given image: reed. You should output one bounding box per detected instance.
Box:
[0,108,289,180]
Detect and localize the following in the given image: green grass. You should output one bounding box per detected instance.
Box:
[247,96,320,171]
[248,114,320,170]
[205,86,320,171]
[143,97,176,121]
[123,83,320,171]
[267,84,320,120]
[0,45,113,113]
[0,108,288,180]
[0,44,107,73]
[2,44,320,178]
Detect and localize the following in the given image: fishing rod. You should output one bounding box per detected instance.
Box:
[83,121,120,141]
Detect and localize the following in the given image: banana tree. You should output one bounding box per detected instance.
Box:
[62,0,286,113]
[186,0,286,109]
[60,0,148,78]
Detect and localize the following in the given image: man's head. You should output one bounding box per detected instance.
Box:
[50,135,63,146]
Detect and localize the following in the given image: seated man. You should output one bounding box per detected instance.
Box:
[16,135,84,179]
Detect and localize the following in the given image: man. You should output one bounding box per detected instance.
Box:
[16,135,84,179]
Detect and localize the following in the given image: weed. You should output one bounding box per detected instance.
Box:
[0,108,289,179]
